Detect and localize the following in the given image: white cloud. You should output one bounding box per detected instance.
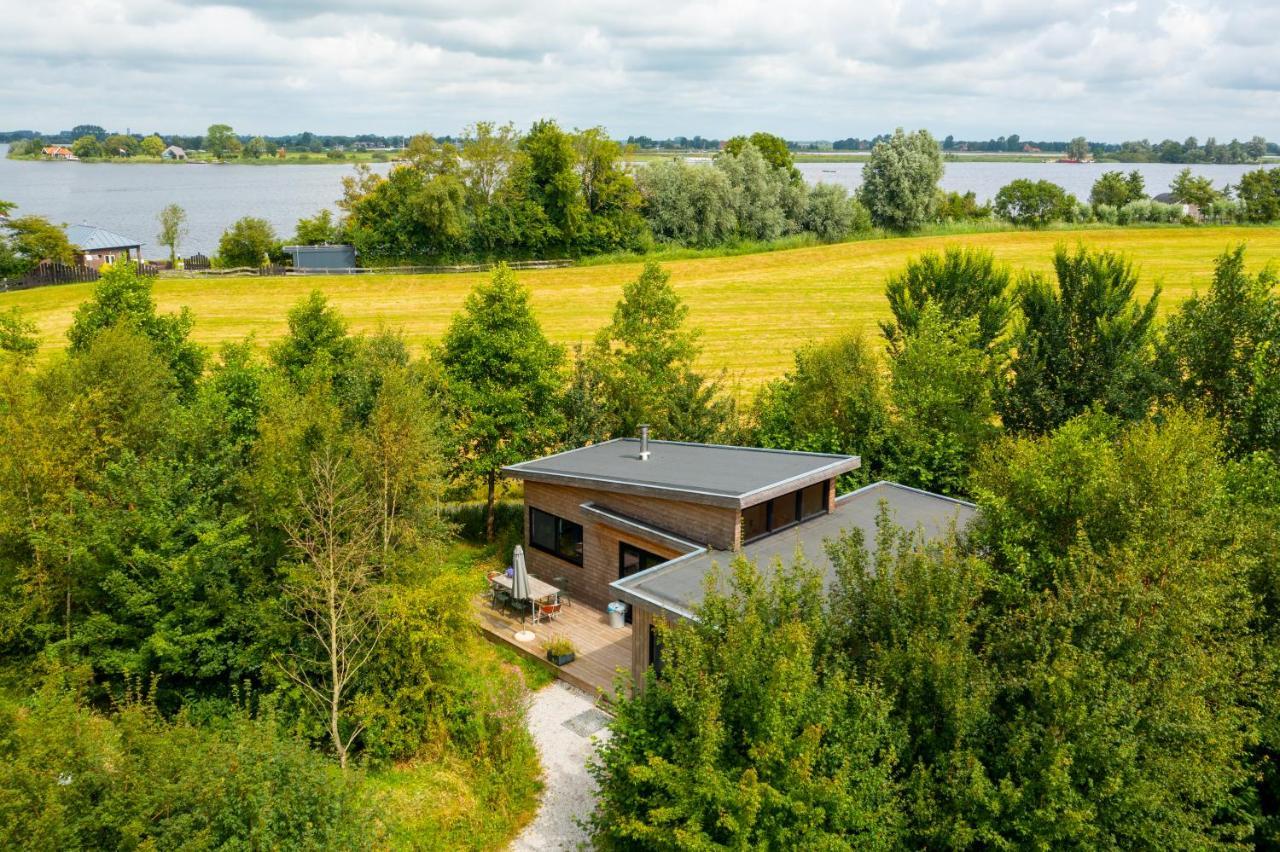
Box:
[0,0,1276,139]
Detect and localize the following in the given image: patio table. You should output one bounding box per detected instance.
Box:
[490,572,560,621]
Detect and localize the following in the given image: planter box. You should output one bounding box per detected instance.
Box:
[546,651,576,666]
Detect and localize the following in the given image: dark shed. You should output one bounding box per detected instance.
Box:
[283,244,357,270]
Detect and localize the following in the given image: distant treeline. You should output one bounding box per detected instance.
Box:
[0,125,409,152]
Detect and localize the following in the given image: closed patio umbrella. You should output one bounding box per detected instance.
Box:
[511,545,530,605]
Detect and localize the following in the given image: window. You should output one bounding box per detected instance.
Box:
[742,479,831,543]
[529,507,583,565]
[800,482,827,520]
[621,543,666,624]
[648,624,665,678]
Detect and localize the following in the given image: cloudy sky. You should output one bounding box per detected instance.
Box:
[1,0,1276,140]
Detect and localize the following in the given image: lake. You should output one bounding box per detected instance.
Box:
[0,145,1261,258]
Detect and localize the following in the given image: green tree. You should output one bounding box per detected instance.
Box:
[0,308,38,357]
[102,134,137,157]
[635,157,737,247]
[1,214,77,273]
[859,128,944,230]
[714,143,799,240]
[155,203,187,265]
[293,209,342,245]
[750,333,889,486]
[205,123,240,160]
[438,264,564,539]
[588,261,730,442]
[571,127,648,253]
[139,135,165,157]
[591,557,903,849]
[517,119,585,252]
[1235,167,1280,223]
[243,135,269,159]
[1065,135,1091,160]
[1169,167,1221,207]
[1001,246,1160,433]
[802,182,870,241]
[880,246,1013,356]
[1164,245,1280,455]
[723,131,798,178]
[217,216,279,267]
[1089,169,1146,207]
[885,304,998,495]
[70,135,103,158]
[993,178,1077,226]
[67,260,205,394]
[269,290,357,385]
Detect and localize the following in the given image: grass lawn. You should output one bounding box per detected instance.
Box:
[5,225,1279,389]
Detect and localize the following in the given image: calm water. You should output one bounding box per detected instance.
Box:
[0,145,1260,258]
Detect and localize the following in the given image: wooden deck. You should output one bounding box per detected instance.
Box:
[474,593,631,700]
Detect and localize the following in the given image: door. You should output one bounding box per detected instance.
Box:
[619,542,665,624]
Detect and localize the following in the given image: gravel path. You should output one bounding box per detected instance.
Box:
[510,681,612,851]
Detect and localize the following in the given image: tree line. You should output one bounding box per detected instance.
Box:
[0,263,547,846]
[585,243,1280,848]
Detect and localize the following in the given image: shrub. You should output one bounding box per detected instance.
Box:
[217,216,281,267]
[993,179,1077,227]
[802,182,871,240]
[0,682,378,850]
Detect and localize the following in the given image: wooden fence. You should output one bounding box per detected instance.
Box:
[0,262,161,293]
[160,258,575,279]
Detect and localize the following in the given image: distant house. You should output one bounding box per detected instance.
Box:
[63,224,143,269]
[283,244,357,271]
[1153,192,1202,220]
[162,145,186,160]
[1022,144,1042,153]
[41,145,75,160]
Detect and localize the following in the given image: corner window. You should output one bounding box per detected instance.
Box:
[742,479,830,543]
[648,624,665,678]
[529,507,583,565]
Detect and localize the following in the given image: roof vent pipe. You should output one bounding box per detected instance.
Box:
[639,424,651,461]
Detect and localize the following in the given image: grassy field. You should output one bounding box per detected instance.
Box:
[5,226,1279,388]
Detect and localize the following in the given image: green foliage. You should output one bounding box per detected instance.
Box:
[269,289,356,385]
[1089,169,1146,207]
[139,135,165,157]
[0,307,38,357]
[70,134,103,158]
[803,182,871,241]
[0,680,378,850]
[584,261,731,443]
[67,261,205,394]
[1001,245,1161,433]
[205,123,240,160]
[293,207,343,245]
[935,189,991,222]
[993,178,1077,226]
[881,246,1013,355]
[217,215,281,267]
[714,143,799,241]
[722,131,798,178]
[750,333,889,487]
[155,203,187,265]
[1,213,77,275]
[1170,166,1222,208]
[1165,245,1280,456]
[439,264,564,538]
[1235,167,1280,223]
[591,558,903,849]
[859,128,944,230]
[885,304,998,495]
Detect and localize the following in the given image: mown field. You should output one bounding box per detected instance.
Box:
[5,226,1279,388]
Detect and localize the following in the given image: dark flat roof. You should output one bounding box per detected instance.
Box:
[611,481,976,619]
[503,438,860,508]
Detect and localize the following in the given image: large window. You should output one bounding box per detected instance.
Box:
[529,507,583,565]
[648,624,665,679]
[742,480,830,543]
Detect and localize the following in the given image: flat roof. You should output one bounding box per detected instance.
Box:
[611,481,976,619]
[503,438,860,508]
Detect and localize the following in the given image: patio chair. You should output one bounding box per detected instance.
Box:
[493,588,514,614]
[553,575,571,607]
[534,600,562,624]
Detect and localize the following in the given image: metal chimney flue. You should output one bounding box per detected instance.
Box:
[638,424,651,461]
